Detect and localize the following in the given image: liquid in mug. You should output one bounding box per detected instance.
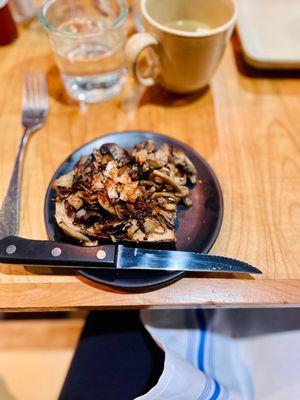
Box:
[54,17,125,102]
[164,19,212,34]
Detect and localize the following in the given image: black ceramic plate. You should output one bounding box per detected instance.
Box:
[44,131,223,290]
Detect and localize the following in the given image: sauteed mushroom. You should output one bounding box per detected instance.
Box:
[52,141,197,246]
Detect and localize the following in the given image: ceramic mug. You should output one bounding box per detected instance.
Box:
[125,0,237,93]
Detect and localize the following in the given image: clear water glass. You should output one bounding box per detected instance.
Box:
[40,0,128,103]
[133,0,143,31]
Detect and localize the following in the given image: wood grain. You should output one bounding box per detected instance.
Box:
[0,319,83,400]
[0,22,299,309]
[0,319,84,350]
[1,279,300,311]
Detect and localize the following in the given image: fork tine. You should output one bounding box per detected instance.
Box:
[40,72,49,112]
[23,71,49,113]
[35,71,42,110]
[23,71,31,109]
[30,71,36,109]
[32,71,39,110]
[37,72,42,110]
[30,71,36,110]
[37,71,43,110]
[27,71,36,110]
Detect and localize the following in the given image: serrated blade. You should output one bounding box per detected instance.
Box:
[117,247,262,274]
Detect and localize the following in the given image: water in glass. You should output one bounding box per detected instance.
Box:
[40,0,127,103]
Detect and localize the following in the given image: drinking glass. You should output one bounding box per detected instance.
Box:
[40,0,128,103]
[133,0,143,31]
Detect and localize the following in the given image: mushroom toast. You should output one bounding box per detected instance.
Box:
[52,140,197,246]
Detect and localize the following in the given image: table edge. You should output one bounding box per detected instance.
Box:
[1,278,300,311]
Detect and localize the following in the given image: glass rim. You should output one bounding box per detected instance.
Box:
[39,0,128,37]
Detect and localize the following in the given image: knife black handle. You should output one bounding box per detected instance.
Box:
[0,236,117,269]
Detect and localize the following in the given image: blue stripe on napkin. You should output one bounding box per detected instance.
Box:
[196,309,223,400]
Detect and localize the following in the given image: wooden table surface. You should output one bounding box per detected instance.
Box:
[0,22,299,311]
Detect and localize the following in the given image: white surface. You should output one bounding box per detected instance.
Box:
[236,0,300,68]
[137,309,300,399]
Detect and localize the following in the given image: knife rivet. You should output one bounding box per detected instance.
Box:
[96,250,106,260]
[51,247,62,257]
[6,245,16,255]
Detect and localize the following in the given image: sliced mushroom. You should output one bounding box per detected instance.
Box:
[163,203,176,211]
[114,204,127,219]
[131,230,146,242]
[127,219,141,240]
[143,217,159,234]
[147,230,175,242]
[100,143,131,165]
[92,173,105,191]
[140,180,155,187]
[94,220,125,233]
[133,149,148,165]
[119,181,141,203]
[154,144,170,166]
[174,175,187,186]
[67,193,84,210]
[158,209,175,229]
[98,191,116,215]
[77,156,89,167]
[92,148,103,163]
[106,179,118,200]
[172,148,197,183]
[117,169,132,185]
[151,192,177,200]
[132,143,169,170]
[104,161,119,181]
[52,171,75,191]
[152,170,187,197]
[58,221,92,243]
[55,201,93,244]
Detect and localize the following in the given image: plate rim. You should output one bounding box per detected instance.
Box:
[44,130,224,290]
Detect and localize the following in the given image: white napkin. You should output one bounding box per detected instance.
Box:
[135,309,300,400]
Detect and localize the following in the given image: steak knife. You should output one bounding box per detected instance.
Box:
[0,236,262,274]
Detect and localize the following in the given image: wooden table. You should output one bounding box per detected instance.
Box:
[0,23,299,311]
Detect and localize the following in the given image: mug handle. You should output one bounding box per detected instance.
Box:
[125,32,159,87]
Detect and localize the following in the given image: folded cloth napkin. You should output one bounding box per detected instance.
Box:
[135,309,300,400]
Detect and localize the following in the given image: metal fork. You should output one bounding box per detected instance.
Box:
[0,71,49,239]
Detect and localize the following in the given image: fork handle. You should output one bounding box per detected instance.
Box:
[0,127,33,236]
